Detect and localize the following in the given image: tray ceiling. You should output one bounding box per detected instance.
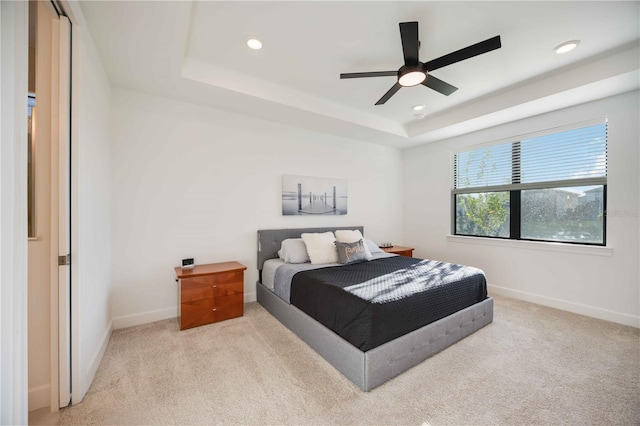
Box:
[80,1,639,148]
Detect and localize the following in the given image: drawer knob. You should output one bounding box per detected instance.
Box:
[212,285,217,288]
[211,308,217,312]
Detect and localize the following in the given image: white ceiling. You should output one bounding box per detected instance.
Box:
[80,1,640,149]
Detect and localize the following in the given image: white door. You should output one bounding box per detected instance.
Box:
[57,14,72,408]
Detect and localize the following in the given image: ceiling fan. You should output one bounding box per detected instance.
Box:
[340,22,502,105]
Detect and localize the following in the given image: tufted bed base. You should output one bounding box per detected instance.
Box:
[257,281,493,391]
[255,226,493,391]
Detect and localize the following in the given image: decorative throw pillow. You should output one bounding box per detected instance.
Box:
[335,240,369,265]
[277,238,310,264]
[301,232,338,264]
[335,230,373,259]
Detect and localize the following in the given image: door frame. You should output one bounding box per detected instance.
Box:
[42,0,77,411]
[48,2,62,411]
[55,13,72,410]
[56,0,83,407]
[34,0,72,411]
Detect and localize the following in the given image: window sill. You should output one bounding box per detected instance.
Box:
[447,235,613,257]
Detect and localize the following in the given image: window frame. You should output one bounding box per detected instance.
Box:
[28,93,37,239]
[452,119,608,247]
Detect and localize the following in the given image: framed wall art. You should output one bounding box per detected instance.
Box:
[282,175,347,215]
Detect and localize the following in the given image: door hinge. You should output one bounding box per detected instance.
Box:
[58,254,71,266]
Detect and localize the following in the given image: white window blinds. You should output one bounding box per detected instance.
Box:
[453,121,607,194]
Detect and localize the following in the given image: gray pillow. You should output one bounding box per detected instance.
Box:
[335,229,373,259]
[364,238,385,254]
[334,240,369,265]
[277,238,310,264]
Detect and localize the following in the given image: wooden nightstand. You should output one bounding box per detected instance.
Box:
[382,246,414,257]
[175,261,246,330]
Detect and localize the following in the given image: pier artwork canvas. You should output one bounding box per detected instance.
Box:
[282,175,348,215]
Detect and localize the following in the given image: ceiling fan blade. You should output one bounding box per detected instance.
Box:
[340,71,397,79]
[425,35,501,72]
[375,82,402,105]
[422,74,458,96]
[400,21,420,66]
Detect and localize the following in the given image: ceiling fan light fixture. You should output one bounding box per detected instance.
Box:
[246,38,263,50]
[398,67,426,87]
[340,21,501,105]
[554,40,580,54]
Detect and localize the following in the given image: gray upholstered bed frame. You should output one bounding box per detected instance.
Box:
[256,226,493,391]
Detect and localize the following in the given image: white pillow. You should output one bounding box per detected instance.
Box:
[301,232,338,264]
[335,230,373,259]
[277,238,310,264]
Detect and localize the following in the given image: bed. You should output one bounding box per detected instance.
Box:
[256,226,493,391]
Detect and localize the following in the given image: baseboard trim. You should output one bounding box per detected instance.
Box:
[244,292,256,303]
[112,307,177,330]
[488,284,640,328]
[113,297,258,330]
[28,384,50,411]
[81,320,113,399]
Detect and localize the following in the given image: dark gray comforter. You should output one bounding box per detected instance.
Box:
[290,256,487,351]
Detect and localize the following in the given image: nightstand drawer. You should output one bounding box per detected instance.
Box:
[182,270,243,287]
[181,279,243,303]
[213,281,243,297]
[180,294,243,330]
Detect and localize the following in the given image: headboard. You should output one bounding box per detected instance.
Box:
[257,226,364,271]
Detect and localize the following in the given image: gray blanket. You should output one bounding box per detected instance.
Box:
[273,252,395,303]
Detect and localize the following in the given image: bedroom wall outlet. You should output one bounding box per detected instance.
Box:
[181,258,195,269]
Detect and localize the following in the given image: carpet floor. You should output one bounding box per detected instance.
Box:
[53,295,638,425]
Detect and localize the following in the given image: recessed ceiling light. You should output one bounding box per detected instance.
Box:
[247,38,263,50]
[554,40,580,54]
[414,113,425,119]
[412,104,425,111]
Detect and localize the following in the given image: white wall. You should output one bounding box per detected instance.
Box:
[0,1,29,423]
[403,91,640,327]
[70,20,112,402]
[110,88,404,328]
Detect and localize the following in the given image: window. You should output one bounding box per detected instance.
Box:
[453,121,607,245]
[28,95,36,238]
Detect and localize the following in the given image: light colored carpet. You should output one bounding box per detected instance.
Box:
[54,295,638,425]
